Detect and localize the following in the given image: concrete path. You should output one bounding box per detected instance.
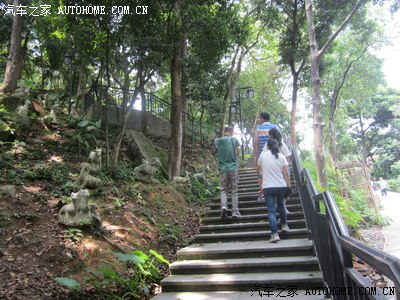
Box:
[380,191,400,258]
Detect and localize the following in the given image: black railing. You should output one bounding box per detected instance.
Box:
[145,93,171,120]
[85,86,216,145]
[144,93,216,145]
[288,138,400,300]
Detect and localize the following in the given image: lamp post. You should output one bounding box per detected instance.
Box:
[64,54,73,115]
[230,86,254,160]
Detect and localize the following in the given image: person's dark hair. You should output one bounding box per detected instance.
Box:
[224,126,234,133]
[268,128,282,146]
[267,138,280,159]
[259,112,270,122]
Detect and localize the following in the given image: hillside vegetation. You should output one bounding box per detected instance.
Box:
[0,99,218,299]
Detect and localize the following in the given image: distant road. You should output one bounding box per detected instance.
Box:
[380,191,400,259]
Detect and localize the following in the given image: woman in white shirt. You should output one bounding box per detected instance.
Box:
[258,138,291,242]
[262,128,292,213]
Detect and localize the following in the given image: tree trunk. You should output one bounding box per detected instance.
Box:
[110,89,139,175]
[109,66,153,176]
[167,0,185,179]
[290,72,299,145]
[140,88,147,132]
[305,0,328,188]
[74,64,85,113]
[359,114,379,215]
[305,0,365,188]
[219,46,239,136]
[328,118,338,168]
[1,0,24,94]
[181,35,189,145]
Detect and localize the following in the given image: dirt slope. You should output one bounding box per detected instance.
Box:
[0,121,215,299]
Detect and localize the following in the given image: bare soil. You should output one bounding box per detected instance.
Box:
[0,121,214,299]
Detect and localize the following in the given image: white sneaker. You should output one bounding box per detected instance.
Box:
[232,211,241,219]
[281,224,290,232]
[270,233,280,243]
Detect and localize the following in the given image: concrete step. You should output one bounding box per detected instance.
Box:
[194,228,309,243]
[153,290,326,300]
[205,205,304,218]
[207,198,301,210]
[213,191,300,201]
[169,256,320,275]
[201,211,305,225]
[177,239,316,260]
[237,181,297,188]
[199,219,307,234]
[154,163,322,298]
[160,271,323,292]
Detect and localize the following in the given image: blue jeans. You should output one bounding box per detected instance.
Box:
[263,187,287,234]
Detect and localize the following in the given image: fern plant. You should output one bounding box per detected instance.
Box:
[54,249,169,299]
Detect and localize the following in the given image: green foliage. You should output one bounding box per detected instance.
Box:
[159,223,182,244]
[114,162,136,182]
[26,162,70,184]
[0,103,15,139]
[302,158,363,229]
[54,277,81,291]
[65,119,101,157]
[84,249,169,299]
[387,178,400,193]
[0,141,63,185]
[114,198,125,210]
[63,228,84,243]
[54,248,169,299]
[187,174,219,203]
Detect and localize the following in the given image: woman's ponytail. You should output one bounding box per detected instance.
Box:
[267,138,280,159]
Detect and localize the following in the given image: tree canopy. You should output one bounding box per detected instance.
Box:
[0,0,399,183]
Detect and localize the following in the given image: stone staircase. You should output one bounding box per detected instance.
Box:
[153,162,324,299]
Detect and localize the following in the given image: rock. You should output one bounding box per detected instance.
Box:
[125,130,167,172]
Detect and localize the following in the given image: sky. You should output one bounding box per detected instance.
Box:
[374,2,400,89]
[296,3,400,151]
[379,38,400,89]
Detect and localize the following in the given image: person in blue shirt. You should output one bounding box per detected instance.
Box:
[253,112,279,200]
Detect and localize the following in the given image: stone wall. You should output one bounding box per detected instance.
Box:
[83,104,171,137]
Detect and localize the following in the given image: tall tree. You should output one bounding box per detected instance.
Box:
[168,0,185,179]
[304,0,367,187]
[322,15,386,167]
[276,0,308,145]
[167,0,243,178]
[1,0,25,94]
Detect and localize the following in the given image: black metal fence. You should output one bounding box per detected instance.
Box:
[144,93,216,145]
[288,138,400,300]
[85,86,216,145]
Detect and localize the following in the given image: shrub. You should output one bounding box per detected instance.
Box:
[65,119,101,157]
[54,249,169,299]
[301,158,363,229]
[387,178,400,193]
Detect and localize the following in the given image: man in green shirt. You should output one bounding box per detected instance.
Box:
[215,126,241,219]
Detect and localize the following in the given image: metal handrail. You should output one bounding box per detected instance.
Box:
[87,85,216,144]
[144,92,216,144]
[287,137,400,300]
